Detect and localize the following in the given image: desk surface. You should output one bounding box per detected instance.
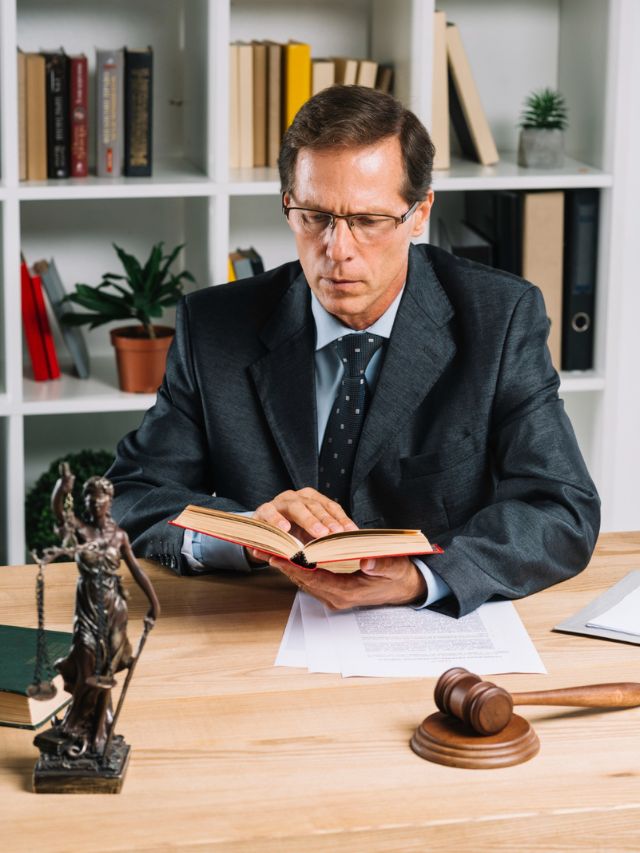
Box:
[2,533,640,852]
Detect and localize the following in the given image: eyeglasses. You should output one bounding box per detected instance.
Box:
[282,194,420,244]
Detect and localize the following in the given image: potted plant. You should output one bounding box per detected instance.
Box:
[517,87,568,168]
[61,242,194,393]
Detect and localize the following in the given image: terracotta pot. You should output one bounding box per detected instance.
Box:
[110,325,174,393]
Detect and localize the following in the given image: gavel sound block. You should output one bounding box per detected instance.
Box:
[411,667,640,769]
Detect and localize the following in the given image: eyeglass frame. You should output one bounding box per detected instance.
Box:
[281,192,421,237]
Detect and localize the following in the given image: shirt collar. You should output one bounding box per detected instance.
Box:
[311,284,405,352]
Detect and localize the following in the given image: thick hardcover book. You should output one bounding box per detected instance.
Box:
[124,47,153,177]
[69,54,89,177]
[522,192,565,371]
[25,52,47,181]
[33,258,90,379]
[446,22,499,166]
[44,52,70,178]
[283,42,311,131]
[0,624,72,729]
[96,48,124,177]
[31,271,61,379]
[432,11,450,170]
[21,257,50,381]
[562,189,599,371]
[312,59,335,96]
[171,505,442,573]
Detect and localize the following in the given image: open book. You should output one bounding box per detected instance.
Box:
[170,505,442,573]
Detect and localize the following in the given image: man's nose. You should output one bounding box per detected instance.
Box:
[325,217,356,261]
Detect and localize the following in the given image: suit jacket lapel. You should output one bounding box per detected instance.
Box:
[248,270,319,491]
[352,245,457,493]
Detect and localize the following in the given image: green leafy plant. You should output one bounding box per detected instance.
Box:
[519,88,568,130]
[61,242,195,339]
[25,449,115,555]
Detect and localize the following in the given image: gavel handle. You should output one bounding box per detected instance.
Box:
[511,683,640,708]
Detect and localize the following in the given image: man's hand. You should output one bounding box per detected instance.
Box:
[253,554,428,609]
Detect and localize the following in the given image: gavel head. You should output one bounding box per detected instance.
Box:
[434,667,514,735]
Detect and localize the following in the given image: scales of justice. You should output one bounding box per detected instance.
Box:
[27,462,160,794]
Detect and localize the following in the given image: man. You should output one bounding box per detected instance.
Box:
[109,85,600,618]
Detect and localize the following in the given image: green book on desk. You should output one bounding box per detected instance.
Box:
[0,624,72,729]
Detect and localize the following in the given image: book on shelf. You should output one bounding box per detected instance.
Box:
[431,10,450,170]
[69,54,89,177]
[124,47,153,177]
[375,64,394,94]
[562,189,599,371]
[333,57,358,85]
[229,247,264,280]
[43,51,70,179]
[252,41,268,168]
[266,41,282,168]
[465,190,522,275]
[0,624,72,730]
[96,47,124,177]
[33,258,90,379]
[30,268,61,380]
[437,219,493,266]
[312,59,335,96]
[283,42,311,131]
[170,505,442,573]
[521,191,565,372]
[24,51,47,181]
[237,42,254,169]
[17,49,27,181]
[356,59,378,88]
[21,256,50,381]
[229,43,240,169]
[446,22,499,166]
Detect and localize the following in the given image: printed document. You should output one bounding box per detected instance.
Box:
[276,592,545,677]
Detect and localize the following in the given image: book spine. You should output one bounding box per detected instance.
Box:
[30,271,60,379]
[25,53,47,181]
[44,53,70,178]
[96,48,124,177]
[284,43,311,131]
[17,50,27,181]
[20,260,50,381]
[69,55,89,177]
[562,189,599,371]
[124,48,153,177]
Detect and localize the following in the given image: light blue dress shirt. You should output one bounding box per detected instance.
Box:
[182,286,451,608]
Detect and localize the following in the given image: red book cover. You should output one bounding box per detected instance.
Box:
[69,55,88,177]
[20,259,50,381]
[30,271,60,379]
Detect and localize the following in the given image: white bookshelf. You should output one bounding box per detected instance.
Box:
[0,0,638,564]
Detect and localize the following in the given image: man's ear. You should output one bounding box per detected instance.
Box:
[410,190,435,238]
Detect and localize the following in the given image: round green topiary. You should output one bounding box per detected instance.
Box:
[25,449,115,556]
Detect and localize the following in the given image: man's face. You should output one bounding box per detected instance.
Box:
[284,136,433,330]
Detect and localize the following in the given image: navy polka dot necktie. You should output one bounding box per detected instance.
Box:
[318,332,385,510]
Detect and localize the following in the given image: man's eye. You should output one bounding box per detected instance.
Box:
[352,215,385,229]
[303,212,331,226]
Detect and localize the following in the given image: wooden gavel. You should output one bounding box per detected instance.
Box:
[435,667,640,736]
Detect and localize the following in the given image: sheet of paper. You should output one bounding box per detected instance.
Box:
[587,585,640,637]
[299,592,343,673]
[274,593,307,668]
[326,600,545,677]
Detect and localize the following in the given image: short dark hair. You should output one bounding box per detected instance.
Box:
[278,85,435,204]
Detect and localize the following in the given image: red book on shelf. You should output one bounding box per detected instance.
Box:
[20,258,50,381]
[30,270,60,379]
[69,54,89,177]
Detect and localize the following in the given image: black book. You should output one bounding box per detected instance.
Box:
[562,189,599,371]
[124,47,153,177]
[437,219,494,266]
[465,190,522,275]
[43,51,70,179]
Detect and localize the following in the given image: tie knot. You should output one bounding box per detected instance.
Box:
[335,333,384,378]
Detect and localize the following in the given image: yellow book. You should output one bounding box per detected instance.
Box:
[227,256,236,282]
[283,41,311,131]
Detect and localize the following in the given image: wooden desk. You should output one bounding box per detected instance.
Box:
[2,533,640,852]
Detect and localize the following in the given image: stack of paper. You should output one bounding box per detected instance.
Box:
[587,585,640,637]
[276,593,546,677]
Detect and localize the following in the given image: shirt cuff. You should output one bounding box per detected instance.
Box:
[409,558,451,608]
[181,526,258,574]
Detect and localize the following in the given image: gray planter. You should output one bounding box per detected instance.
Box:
[517,128,565,168]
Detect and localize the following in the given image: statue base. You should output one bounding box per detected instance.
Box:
[33,727,131,793]
[410,711,540,769]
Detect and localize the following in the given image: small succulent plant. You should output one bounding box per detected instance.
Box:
[519,88,568,130]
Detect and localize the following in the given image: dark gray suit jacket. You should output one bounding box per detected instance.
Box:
[109,243,600,617]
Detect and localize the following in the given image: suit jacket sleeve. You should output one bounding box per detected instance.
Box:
[430,285,600,617]
[108,297,250,573]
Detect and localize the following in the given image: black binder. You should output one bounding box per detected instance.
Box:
[562,189,599,371]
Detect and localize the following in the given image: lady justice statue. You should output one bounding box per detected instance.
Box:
[30,462,160,793]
